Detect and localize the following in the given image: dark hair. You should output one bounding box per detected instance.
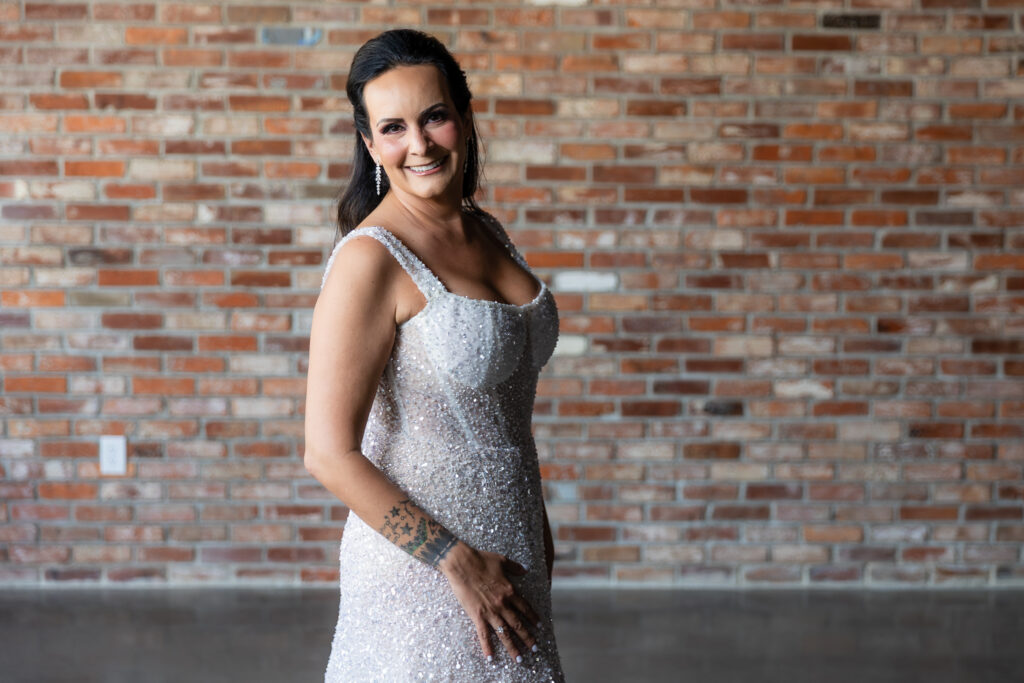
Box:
[335,29,482,240]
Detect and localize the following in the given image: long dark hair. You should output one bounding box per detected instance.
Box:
[335,29,483,240]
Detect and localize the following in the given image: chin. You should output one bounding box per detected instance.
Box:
[402,176,460,200]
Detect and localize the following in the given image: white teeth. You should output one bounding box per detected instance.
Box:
[409,158,444,172]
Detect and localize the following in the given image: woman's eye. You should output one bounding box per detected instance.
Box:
[427,111,447,123]
[381,124,401,134]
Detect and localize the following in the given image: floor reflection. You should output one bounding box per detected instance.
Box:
[0,587,1021,682]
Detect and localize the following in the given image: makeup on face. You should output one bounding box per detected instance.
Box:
[362,65,468,202]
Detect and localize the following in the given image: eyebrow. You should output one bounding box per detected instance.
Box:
[375,102,447,127]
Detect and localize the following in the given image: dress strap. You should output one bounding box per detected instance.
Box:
[475,211,530,271]
[321,226,446,299]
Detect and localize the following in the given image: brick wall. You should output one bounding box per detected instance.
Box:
[1,1,1023,588]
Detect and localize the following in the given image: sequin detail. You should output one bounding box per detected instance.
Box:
[320,213,564,682]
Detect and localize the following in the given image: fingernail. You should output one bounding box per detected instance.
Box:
[516,655,522,664]
[531,644,538,653]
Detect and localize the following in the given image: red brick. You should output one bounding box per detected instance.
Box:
[228,50,291,69]
[159,4,222,23]
[65,161,124,177]
[125,27,187,45]
[0,24,53,41]
[595,165,657,184]
[624,188,685,203]
[95,48,156,65]
[0,290,64,307]
[133,377,194,395]
[95,268,158,286]
[724,33,784,50]
[38,483,96,500]
[25,3,88,20]
[627,100,686,116]
[495,99,556,116]
[65,115,126,133]
[427,8,489,24]
[265,161,319,179]
[164,48,223,67]
[93,4,155,21]
[226,5,290,23]
[102,313,160,327]
[590,31,647,49]
[0,160,58,176]
[561,143,616,161]
[231,140,291,155]
[163,184,225,201]
[66,205,130,221]
[230,271,291,287]
[104,183,157,199]
[562,55,618,72]
[792,35,852,51]
[29,94,88,109]
[94,93,157,110]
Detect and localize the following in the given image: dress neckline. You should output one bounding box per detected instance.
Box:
[361,221,546,311]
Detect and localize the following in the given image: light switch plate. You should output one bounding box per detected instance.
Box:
[99,435,127,475]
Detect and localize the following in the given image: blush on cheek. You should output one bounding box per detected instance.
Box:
[377,140,404,167]
[433,121,461,148]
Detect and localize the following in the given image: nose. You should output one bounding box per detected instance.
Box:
[407,125,431,156]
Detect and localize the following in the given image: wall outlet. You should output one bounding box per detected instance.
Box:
[99,435,127,475]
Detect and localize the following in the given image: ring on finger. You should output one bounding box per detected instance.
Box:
[494,625,505,634]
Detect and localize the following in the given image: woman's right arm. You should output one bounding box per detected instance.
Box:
[303,236,539,661]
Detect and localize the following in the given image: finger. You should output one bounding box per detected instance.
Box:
[509,594,541,631]
[489,619,522,662]
[502,611,536,652]
[474,619,493,662]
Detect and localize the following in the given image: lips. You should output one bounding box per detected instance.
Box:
[406,155,448,174]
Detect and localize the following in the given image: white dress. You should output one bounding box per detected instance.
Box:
[319,212,566,682]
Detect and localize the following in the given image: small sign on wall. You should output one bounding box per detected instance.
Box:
[99,435,127,476]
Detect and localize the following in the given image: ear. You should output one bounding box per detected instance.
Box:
[360,133,376,163]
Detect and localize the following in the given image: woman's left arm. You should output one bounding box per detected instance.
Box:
[542,502,554,584]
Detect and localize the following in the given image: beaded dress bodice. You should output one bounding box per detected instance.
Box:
[319,213,565,682]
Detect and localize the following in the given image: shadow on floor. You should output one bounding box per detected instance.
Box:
[0,587,1021,682]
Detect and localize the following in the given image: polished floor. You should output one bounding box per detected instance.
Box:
[0,587,1021,682]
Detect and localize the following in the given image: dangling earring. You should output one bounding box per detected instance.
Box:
[375,161,381,196]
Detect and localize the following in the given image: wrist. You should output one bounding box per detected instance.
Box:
[436,539,473,578]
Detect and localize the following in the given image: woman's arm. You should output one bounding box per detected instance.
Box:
[304,236,538,661]
[307,236,460,564]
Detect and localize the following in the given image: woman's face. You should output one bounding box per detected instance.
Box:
[361,64,469,205]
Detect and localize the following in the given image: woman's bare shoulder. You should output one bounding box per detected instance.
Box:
[322,227,402,298]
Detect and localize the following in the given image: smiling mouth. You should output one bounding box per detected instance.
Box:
[407,156,447,174]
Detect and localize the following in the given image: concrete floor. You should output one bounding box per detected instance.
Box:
[0,588,1021,682]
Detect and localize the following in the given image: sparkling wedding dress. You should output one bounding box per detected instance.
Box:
[319,212,566,682]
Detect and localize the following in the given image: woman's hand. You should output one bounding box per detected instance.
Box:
[438,541,541,663]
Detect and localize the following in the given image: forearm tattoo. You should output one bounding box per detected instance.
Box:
[379,498,458,567]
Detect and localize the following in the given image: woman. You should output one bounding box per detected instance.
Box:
[304,29,566,682]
